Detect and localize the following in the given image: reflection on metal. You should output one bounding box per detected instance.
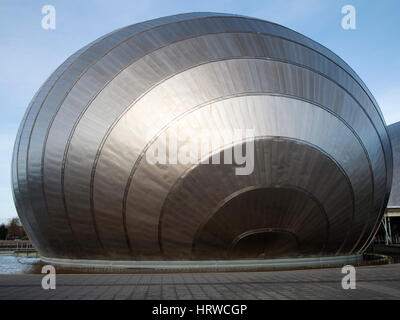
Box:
[11,13,392,261]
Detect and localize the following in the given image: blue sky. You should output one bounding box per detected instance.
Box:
[0,0,399,223]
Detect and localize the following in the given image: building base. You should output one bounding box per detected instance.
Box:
[41,254,363,272]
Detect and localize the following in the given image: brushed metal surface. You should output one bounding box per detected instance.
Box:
[11,13,392,260]
[124,96,370,258]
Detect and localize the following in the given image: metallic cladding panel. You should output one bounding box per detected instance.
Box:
[19,12,240,257]
[163,140,353,259]
[12,12,391,260]
[93,58,384,254]
[124,95,371,257]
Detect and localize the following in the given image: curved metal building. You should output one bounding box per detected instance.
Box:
[388,122,400,209]
[12,13,392,261]
[384,122,400,245]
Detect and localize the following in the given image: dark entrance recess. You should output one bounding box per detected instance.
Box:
[192,187,328,259]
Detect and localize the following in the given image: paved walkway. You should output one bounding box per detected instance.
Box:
[0,263,400,300]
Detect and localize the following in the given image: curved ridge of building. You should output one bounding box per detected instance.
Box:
[12,13,392,261]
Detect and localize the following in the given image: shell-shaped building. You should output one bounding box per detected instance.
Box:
[12,13,392,262]
[388,122,400,210]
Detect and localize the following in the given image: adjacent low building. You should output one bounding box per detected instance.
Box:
[380,122,400,244]
[11,13,392,264]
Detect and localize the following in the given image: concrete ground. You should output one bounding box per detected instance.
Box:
[0,263,399,300]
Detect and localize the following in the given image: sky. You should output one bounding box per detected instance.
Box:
[0,0,399,224]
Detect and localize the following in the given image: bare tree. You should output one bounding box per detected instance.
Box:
[0,224,7,240]
[6,217,27,240]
